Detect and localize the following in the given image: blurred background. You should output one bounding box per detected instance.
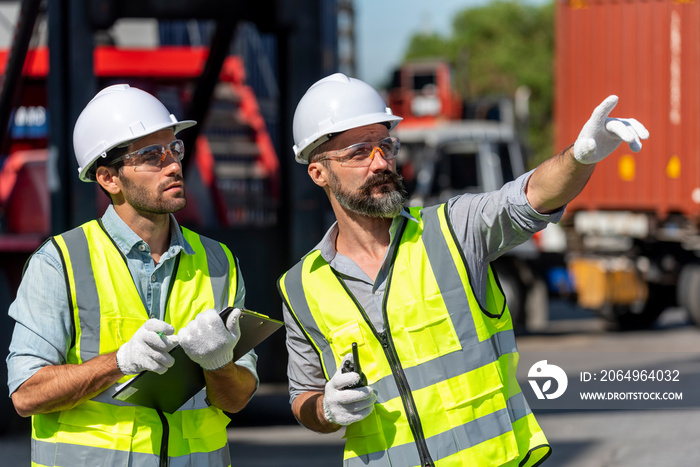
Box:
[0,0,698,465]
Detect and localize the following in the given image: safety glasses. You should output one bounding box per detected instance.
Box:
[316,137,401,167]
[111,139,185,172]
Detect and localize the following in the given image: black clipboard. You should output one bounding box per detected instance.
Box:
[111,307,283,413]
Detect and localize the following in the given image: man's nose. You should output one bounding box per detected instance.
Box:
[368,147,390,171]
[161,150,183,174]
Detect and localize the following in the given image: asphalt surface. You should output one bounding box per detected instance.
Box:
[1,302,698,466]
[518,304,700,467]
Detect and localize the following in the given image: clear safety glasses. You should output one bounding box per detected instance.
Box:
[111,139,185,172]
[316,136,401,167]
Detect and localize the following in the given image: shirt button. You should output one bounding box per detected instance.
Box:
[151,275,156,283]
[374,290,381,296]
[139,244,147,252]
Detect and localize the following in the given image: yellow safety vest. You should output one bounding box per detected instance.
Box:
[279,204,551,467]
[31,220,238,467]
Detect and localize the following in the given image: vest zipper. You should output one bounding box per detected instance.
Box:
[378,217,434,467]
[334,282,436,467]
[377,330,435,467]
[331,217,435,466]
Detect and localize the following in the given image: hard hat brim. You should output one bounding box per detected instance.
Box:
[294,114,402,164]
[78,119,197,182]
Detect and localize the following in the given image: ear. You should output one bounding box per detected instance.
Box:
[308,161,329,188]
[95,166,122,195]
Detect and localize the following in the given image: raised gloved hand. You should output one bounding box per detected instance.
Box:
[177,308,241,371]
[116,319,178,375]
[573,95,649,164]
[323,353,376,426]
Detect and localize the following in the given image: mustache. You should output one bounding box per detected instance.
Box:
[359,171,404,191]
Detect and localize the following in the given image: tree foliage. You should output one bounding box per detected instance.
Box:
[403,0,554,167]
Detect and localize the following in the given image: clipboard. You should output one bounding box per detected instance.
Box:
[111,307,283,413]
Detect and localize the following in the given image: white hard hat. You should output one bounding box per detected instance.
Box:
[73,84,197,182]
[292,73,402,164]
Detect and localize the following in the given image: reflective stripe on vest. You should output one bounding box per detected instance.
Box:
[31,438,230,467]
[279,204,551,467]
[32,220,237,467]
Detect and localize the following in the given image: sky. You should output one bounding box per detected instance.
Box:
[354,0,547,89]
[354,0,491,88]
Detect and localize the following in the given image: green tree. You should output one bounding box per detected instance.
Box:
[404,0,554,167]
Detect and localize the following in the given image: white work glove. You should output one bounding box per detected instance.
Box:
[573,95,649,164]
[116,319,178,375]
[177,308,241,371]
[322,353,376,426]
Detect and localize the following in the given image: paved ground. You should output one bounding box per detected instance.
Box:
[518,305,700,467]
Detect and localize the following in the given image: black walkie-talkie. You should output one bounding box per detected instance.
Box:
[341,342,368,389]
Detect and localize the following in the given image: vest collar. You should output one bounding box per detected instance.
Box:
[310,207,418,263]
[100,204,195,258]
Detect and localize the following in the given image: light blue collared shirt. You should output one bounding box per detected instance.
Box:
[6,204,258,396]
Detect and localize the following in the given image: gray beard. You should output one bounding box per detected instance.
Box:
[328,170,408,218]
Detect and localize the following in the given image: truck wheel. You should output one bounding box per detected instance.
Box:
[524,275,549,332]
[678,264,700,327]
[604,283,669,330]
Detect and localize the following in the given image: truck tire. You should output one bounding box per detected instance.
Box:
[524,275,549,332]
[678,264,700,327]
[603,283,669,330]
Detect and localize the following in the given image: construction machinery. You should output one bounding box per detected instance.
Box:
[0,44,281,293]
[0,0,343,433]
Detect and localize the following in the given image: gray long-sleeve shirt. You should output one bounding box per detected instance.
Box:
[283,170,563,405]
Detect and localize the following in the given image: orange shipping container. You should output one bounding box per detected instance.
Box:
[555,0,700,221]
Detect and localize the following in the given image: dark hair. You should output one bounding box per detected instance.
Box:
[308,136,335,164]
[92,145,128,197]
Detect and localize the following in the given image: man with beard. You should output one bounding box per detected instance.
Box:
[278,74,648,466]
[6,84,258,467]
